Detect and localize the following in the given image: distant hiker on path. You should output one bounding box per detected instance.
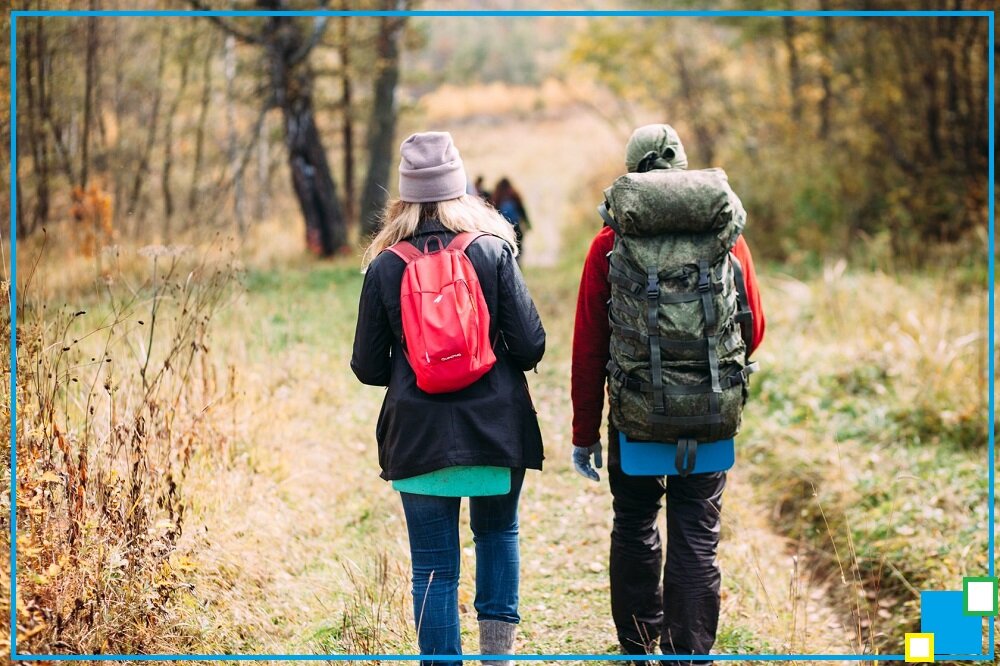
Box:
[570,124,766,665]
[475,175,492,203]
[492,177,531,258]
[352,132,546,666]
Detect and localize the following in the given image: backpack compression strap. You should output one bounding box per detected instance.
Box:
[729,252,755,355]
[645,264,666,416]
[607,359,755,395]
[700,260,723,441]
[675,438,698,477]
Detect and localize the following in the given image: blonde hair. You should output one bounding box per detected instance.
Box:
[361,194,519,269]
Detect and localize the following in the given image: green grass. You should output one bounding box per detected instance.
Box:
[715,624,775,655]
[20,226,990,661]
[738,265,990,653]
[151,215,992,661]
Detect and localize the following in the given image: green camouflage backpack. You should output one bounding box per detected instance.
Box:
[600,166,758,454]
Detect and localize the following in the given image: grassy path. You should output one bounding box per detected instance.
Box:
[440,112,625,268]
[164,109,862,662]
[173,258,851,661]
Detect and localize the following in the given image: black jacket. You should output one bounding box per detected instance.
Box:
[351,219,546,480]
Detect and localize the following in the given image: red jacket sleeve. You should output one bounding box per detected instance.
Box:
[571,227,615,447]
[731,236,766,354]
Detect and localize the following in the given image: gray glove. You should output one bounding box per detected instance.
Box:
[572,442,603,482]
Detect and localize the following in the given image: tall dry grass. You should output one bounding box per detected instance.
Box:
[743,259,990,655]
[3,230,239,655]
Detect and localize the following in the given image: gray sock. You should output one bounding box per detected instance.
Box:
[479,619,516,666]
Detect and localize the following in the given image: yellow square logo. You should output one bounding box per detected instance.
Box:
[905,633,935,663]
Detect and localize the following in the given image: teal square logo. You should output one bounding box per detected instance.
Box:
[962,576,998,616]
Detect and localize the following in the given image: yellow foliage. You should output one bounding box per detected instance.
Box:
[419,78,590,123]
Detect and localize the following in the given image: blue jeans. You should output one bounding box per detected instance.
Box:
[399,468,525,665]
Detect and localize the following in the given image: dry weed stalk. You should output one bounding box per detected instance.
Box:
[339,552,413,657]
[3,233,239,654]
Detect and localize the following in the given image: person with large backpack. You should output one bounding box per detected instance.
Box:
[352,132,545,666]
[570,124,766,664]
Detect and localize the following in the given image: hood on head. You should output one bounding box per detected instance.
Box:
[625,124,688,173]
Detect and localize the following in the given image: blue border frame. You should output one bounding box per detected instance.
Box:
[6,7,995,663]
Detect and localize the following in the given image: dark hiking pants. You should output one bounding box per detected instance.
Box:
[607,427,726,665]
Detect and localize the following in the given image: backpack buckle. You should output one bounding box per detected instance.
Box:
[697,262,711,292]
[646,266,659,300]
[646,277,659,300]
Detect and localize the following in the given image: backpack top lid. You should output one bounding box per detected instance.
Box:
[604,167,746,244]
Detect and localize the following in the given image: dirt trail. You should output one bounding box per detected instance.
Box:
[174,107,855,662]
[444,112,625,267]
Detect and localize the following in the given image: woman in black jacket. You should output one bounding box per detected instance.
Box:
[351,132,545,666]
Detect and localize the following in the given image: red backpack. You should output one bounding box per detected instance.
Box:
[385,232,496,394]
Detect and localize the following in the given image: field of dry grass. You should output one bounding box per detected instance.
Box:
[6,102,994,662]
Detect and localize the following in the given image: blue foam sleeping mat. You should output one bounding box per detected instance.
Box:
[391,466,511,497]
[620,431,735,476]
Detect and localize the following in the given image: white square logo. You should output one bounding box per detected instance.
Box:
[908,637,931,659]
[966,580,997,612]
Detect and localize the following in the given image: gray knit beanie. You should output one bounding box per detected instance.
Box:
[625,124,688,173]
[398,132,468,203]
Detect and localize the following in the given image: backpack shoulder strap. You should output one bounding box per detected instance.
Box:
[447,231,489,253]
[598,199,622,235]
[384,241,423,264]
[445,231,500,349]
[729,251,755,354]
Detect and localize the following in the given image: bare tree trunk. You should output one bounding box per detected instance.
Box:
[255,111,270,221]
[339,8,355,227]
[24,16,49,232]
[112,20,126,226]
[193,0,345,254]
[674,48,715,165]
[162,50,192,237]
[187,35,214,215]
[858,0,877,128]
[126,25,168,230]
[281,83,345,255]
[817,1,834,140]
[260,5,346,255]
[961,8,987,169]
[783,12,802,124]
[225,33,246,236]
[942,4,962,162]
[37,18,75,184]
[921,18,942,159]
[80,0,98,188]
[16,177,28,240]
[95,36,108,150]
[360,11,406,238]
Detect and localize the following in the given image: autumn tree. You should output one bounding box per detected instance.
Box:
[568,4,992,261]
[360,6,408,238]
[193,0,348,256]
